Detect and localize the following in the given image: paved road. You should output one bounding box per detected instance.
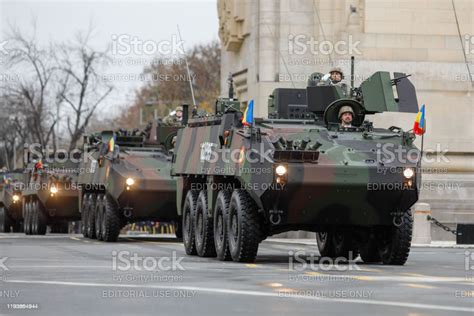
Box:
[0,234,472,315]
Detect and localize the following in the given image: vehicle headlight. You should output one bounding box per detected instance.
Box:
[50,185,58,194]
[275,165,287,176]
[12,194,20,202]
[403,168,414,179]
[126,178,135,186]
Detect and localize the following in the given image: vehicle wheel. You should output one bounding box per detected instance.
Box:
[213,190,232,261]
[316,232,336,258]
[23,200,30,235]
[174,219,183,239]
[378,209,413,265]
[87,194,97,239]
[33,200,47,235]
[359,232,381,263]
[101,195,121,242]
[317,230,358,260]
[31,201,38,235]
[227,189,262,263]
[81,195,89,237]
[0,207,11,233]
[194,190,216,257]
[182,190,198,255]
[95,195,105,241]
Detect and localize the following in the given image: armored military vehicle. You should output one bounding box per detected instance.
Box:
[78,123,180,242]
[22,150,81,235]
[172,65,421,264]
[0,170,24,232]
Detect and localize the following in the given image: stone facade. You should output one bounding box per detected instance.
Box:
[218,0,474,240]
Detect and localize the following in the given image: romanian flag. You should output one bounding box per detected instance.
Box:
[108,136,115,152]
[413,104,426,136]
[242,99,254,127]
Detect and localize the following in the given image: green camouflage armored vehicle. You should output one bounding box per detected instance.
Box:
[0,169,24,232]
[22,150,81,235]
[78,123,180,242]
[172,68,421,264]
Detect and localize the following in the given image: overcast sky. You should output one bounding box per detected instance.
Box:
[0,0,219,116]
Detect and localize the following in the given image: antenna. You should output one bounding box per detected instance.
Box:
[176,24,197,106]
[312,0,334,66]
[228,73,234,99]
[264,23,295,89]
[451,0,473,87]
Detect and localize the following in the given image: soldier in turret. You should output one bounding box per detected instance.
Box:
[339,105,354,128]
[163,106,183,126]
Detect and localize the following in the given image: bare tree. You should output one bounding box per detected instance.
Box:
[55,29,113,150]
[2,24,57,148]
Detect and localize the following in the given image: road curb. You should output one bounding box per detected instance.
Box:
[265,238,474,249]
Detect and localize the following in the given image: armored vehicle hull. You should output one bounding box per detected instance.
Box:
[0,171,24,232]
[79,130,179,242]
[22,152,81,235]
[172,70,421,265]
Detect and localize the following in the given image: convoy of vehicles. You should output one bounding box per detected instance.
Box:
[0,62,422,265]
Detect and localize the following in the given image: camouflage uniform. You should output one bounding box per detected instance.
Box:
[163,106,183,127]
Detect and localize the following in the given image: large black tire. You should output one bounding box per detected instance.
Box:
[194,191,216,257]
[227,189,262,263]
[316,232,336,258]
[317,230,358,260]
[101,195,122,242]
[0,207,11,233]
[32,200,47,235]
[213,190,232,261]
[87,194,97,239]
[174,219,183,239]
[378,209,413,265]
[95,194,105,241]
[23,201,31,235]
[182,190,198,255]
[81,195,89,237]
[359,231,381,263]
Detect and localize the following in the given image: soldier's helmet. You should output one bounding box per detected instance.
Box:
[338,105,354,119]
[176,106,183,112]
[329,67,344,79]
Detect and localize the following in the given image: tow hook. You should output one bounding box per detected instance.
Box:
[123,207,133,218]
